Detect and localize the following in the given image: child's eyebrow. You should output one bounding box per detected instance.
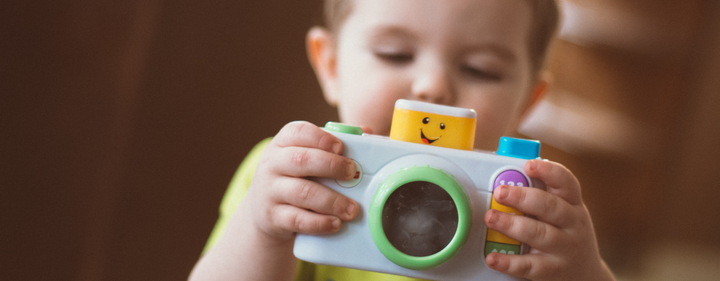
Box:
[463,43,517,64]
[366,25,420,43]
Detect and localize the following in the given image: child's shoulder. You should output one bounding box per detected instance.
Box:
[203,137,272,253]
[220,137,272,216]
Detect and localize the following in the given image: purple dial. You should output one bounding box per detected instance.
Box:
[493,170,528,191]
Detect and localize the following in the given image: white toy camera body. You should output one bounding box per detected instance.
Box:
[294,100,542,280]
[293,124,542,281]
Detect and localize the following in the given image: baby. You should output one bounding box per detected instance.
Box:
[190,0,616,280]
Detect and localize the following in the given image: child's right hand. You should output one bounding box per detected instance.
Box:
[243,121,361,242]
[189,121,361,281]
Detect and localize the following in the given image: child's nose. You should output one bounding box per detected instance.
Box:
[410,69,454,105]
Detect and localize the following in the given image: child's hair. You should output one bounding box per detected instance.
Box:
[322,0,560,73]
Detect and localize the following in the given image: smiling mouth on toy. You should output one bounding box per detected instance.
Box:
[420,130,441,144]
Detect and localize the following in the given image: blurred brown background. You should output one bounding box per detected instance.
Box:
[1,0,718,280]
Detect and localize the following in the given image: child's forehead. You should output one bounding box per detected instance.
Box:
[348,0,531,27]
[344,0,532,50]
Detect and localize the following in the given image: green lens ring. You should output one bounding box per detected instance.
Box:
[324,121,363,135]
[369,166,472,270]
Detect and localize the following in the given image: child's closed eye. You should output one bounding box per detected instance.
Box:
[460,64,502,81]
[372,47,414,65]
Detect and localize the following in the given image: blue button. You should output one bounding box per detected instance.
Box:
[496,137,540,159]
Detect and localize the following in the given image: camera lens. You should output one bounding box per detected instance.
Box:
[382,181,458,257]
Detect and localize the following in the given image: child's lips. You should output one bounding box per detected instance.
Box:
[420,129,440,144]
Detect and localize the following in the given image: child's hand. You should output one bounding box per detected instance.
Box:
[189,121,362,281]
[244,121,361,241]
[484,160,615,281]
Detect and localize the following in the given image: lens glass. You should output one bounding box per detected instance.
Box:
[382,181,458,257]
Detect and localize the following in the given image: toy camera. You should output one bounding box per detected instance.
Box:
[293,100,543,281]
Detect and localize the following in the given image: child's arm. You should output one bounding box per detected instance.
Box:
[189,121,360,281]
[483,160,616,281]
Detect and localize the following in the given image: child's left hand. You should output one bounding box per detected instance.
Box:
[484,159,616,281]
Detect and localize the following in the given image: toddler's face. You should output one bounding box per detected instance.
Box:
[321,0,536,150]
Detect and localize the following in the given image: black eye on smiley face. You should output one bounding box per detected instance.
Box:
[422,117,445,130]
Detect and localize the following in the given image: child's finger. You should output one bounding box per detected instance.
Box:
[273,121,344,154]
[486,252,561,280]
[273,177,359,221]
[493,185,578,228]
[524,160,583,206]
[484,209,564,252]
[360,126,373,134]
[270,204,343,235]
[270,146,356,180]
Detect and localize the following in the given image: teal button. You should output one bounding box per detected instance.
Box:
[324,122,363,135]
[496,137,540,159]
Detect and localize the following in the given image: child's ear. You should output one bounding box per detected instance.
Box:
[520,72,551,119]
[306,26,339,107]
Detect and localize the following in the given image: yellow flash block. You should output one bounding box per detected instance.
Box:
[389,100,476,151]
[486,196,523,245]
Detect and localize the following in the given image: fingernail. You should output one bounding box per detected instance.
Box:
[497,185,510,200]
[332,142,342,154]
[487,255,498,267]
[332,218,341,230]
[346,203,355,218]
[527,160,537,171]
[487,210,499,224]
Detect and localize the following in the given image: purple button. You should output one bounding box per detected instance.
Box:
[493,170,528,191]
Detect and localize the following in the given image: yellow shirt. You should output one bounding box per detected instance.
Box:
[203,138,427,281]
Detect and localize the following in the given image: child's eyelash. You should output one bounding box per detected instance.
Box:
[460,65,501,81]
[374,51,414,64]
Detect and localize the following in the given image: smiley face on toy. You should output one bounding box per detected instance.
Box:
[389,100,477,151]
[420,116,444,144]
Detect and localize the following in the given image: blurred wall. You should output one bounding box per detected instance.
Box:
[2,0,719,280]
[529,0,720,277]
[1,1,334,280]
